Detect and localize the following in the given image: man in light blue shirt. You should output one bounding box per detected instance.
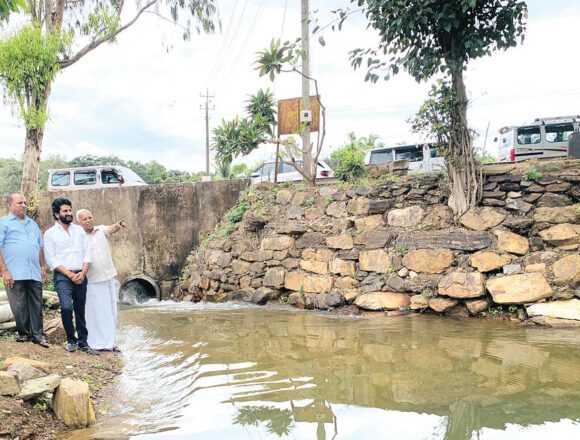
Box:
[0,193,49,347]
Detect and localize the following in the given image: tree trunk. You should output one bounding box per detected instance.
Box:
[21,127,44,197]
[447,62,479,217]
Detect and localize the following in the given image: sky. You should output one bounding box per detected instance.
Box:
[1,0,579,173]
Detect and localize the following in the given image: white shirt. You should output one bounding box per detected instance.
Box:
[44,222,91,271]
[86,226,117,284]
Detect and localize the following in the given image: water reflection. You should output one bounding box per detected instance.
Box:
[65,303,580,439]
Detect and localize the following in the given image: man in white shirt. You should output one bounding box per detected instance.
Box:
[44,198,98,355]
[76,209,126,352]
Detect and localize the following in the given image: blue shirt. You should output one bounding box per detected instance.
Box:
[0,214,43,282]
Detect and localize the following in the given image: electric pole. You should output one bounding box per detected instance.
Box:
[200,88,215,176]
[301,0,311,179]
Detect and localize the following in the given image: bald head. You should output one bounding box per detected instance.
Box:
[76,209,94,232]
[7,193,27,219]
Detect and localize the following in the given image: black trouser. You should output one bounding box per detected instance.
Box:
[54,272,88,346]
[5,280,44,342]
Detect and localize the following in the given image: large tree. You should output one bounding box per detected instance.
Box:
[347,0,527,215]
[0,0,217,197]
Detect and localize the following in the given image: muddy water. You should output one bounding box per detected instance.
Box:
[65,302,580,439]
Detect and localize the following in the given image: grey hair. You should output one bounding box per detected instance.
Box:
[7,192,24,205]
[76,208,92,221]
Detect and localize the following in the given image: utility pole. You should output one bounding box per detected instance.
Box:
[301,0,311,179]
[200,88,215,176]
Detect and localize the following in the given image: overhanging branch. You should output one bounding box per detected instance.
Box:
[58,0,158,69]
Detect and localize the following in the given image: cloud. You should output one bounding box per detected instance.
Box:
[1,0,578,170]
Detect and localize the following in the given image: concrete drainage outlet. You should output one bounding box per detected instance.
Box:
[120,275,160,304]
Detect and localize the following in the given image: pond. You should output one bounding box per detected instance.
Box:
[65,301,580,439]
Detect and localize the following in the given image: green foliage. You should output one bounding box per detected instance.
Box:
[304,196,316,208]
[349,0,528,83]
[225,200,250,224]
[234,405,294,437]
[508,305,518,313]
[0,25,66,129]
[328,132,378,182]
[255,39,297,81]
[212,116,268,163]
[33,401,48,411]
[245,88,277,137]
[409,80,457,156]
[523,168,541,181]
[0,157,22,195]
[81,4,121,39]
[215,156,232,179]
[231,163,250,177]
[0,0,27,21]
[394,244,407,255]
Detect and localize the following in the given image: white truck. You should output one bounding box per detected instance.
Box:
[496,115,580,162]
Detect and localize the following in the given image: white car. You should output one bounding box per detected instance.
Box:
[250,160,334,184]
[48,166,148,191]
[366,143,445,173]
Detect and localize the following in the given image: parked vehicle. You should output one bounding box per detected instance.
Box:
[250,160,334,184]
[48,166,147,191]
[365,143,445,173]
[496,115,580,162]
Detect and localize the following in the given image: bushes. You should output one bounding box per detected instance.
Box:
[327,133,380,182]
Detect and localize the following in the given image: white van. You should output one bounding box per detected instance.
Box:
[365,143,445,173]
[496,115,580,162]
[48,166,147,192]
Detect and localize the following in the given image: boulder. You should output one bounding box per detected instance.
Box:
[460,207,505,231]
[1,357,50,372]
[469,251,512,272]
[465,299,489,315]
[429,297,459,313]
[316,293,345,310]
[17,374,61,400]
[299,260,329,275]
[494,230,529,255]
[232,259,251,275]
[276,189,293,205]
[305,206,325,221]
[355,292,410,310]
[326,201,347,217]
[387,206,424,228]
[294,232,327,249]
[274,221,309,235]
[526,299,580,321]
[329,258,356,277]
[287,292,306,309]
[368,199,393,214]
[395,230,493,251]
[423,205,454,229]
[240,250,273,262]
[347,197,370,215]
[359,249,392,273]
[402,249,454,274]
[438,271,485,298]
[353,230,394,249]
[538,223,579,250]
[410,294,429,310]
[552,255,580,288]
[52,378,96,427]
[525,263,546,273]
[7,364,46,382]
[354,215,383,231]
[263,267,285,289]
[251,287,276,305]
[325,234,354,250]
[260,236,295,251]
[486,273,553,304]
[334,277,358,289]
[505,198,533,213]
[0,371,20,396]
[530,316,580,327]
[534,204,579,223]
[538,193,573,207]
[284,272,333,293]
[286,206,304,219]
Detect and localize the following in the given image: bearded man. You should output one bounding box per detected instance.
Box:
[44,198,98,355]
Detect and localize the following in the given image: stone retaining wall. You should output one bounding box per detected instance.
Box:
[176,159,580,326]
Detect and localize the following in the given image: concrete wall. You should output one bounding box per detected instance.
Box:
[36,180,249,298]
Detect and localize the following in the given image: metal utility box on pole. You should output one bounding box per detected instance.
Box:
[301,0,311,179]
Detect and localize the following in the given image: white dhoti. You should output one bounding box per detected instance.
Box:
[86,278,118,350]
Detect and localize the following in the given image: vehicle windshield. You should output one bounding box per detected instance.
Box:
[119,168,146,183]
